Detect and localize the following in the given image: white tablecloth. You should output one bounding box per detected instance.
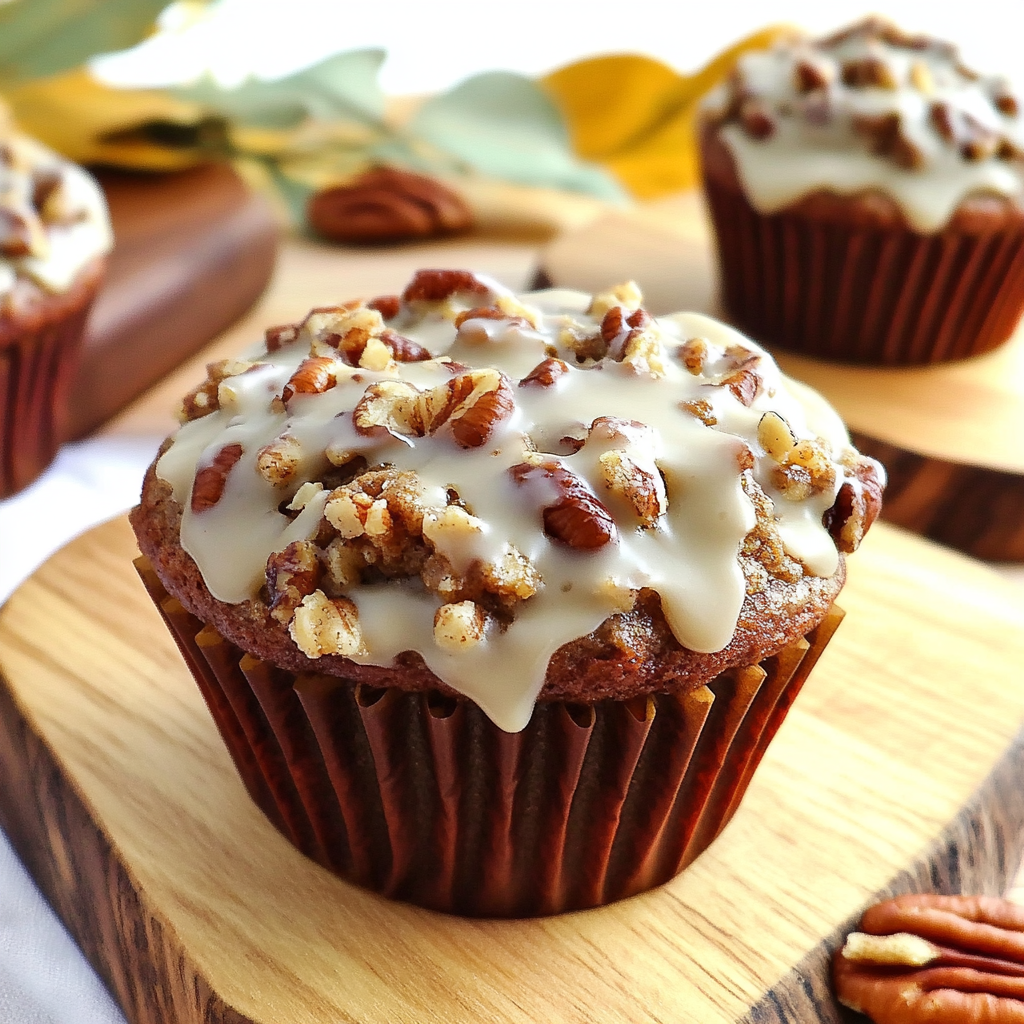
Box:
[0,438,163,1024]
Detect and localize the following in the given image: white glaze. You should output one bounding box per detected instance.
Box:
[156,281,861,732]
[0,131,112,296]
[706,22,1024,232]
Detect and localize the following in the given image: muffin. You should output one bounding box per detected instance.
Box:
[0,102,112,496]
[700,17,1024,365]
[131,269,884,916]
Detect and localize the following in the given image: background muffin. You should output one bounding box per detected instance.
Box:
[0,102,112,497]
[132,269,883,916]
[701,17,1024,365]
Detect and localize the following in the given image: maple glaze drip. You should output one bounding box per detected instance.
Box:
[704,19,1024,232]
[157,278,861,732]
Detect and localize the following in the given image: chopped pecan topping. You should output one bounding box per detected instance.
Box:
[510,460,617,550]
[422,368,516,448]
[519,357,569,388]
[842,56,899,90]
[256,434,303,486]
[794,59,832,93]
[678,338,709,375]
[995,90,1020,118]
[719,368,762,407]
[433,601,486,651]
[588,281,643,318]
[289,591,365,657]
[281,356,339,405]
[265,323,300,352]
[739,100,776,140]
[367,294,401,319]
[680,398,717,426]
[402,269,491,304]
[266,540,322,624]
[824,452,885,552]
[834,894,1024,1024]
[191,443,244,513]
[853,112,925,169]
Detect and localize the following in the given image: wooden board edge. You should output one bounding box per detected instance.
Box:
[0,670,252,1024]
[849,433,1024,563]
[743,726,1024,1024]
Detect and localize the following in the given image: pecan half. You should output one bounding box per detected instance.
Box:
[834,894,1024,1024]
[191,443,244,513]
[510,460,617,550]
[367,294,401,319]
[427,369,516,448]
[307,167,472,245]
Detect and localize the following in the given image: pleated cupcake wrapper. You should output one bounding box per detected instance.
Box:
[136,557,843,917]
[0,299,94,498]
[704,177,1024,365]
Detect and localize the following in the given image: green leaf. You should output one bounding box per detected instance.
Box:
[0,0,172,85]
[400,71,626,201]
[173,49,387,130]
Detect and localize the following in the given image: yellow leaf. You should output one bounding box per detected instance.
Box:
[543,26,797,198]
[5,68,206,169]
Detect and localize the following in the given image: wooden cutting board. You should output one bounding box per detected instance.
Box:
[66,164,279,439]
[0,516,1023,1023]
[538,193,1024,562]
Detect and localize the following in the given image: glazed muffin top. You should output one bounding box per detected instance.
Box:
[138,269,883,731]
[0,102,112,303]
[702,17,1024,231]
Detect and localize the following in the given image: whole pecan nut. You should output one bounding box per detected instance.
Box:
[307,167,473,245]
[834,893,1024,1023]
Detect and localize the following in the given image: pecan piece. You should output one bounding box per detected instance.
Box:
[265,323,300,352]
[842,56,898,90]
[739,99,776,140]
[306,167,472,245]
[191,443,244,513]
[719,368,762,407]
[834,894,1024,1024]
[995,90,1020,118]
[519,357,569,388]
[402,269,491,304]
[423,368,516,448]
[266,541,322,624]
[510,460,617,550]
[824,452,885,552]
[0,207,33,257]
[281,356,339,405]
[367,294,401,319]
[794,58,832,93]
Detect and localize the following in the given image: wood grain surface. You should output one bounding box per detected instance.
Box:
[67,164,279,439]
[538,193,1024,561]
[1,516,1023,1023]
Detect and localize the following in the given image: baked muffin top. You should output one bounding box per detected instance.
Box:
[703,17,1024,231]
[140,270,883,730]
[0,102,112,303]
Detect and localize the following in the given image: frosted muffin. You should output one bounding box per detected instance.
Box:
[701,17,1024,364]
[0,103,112,495]
[131,269,884,916]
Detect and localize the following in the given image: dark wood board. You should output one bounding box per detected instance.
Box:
[67,164,279,439]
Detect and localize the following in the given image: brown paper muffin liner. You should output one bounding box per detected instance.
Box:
[136,557,843,917]
[704,177,1024,365]
[0,288,97,498]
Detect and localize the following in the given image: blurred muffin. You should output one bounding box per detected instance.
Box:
[701,17,1024,365]
[131,269,883,916]
[0,102,112,496]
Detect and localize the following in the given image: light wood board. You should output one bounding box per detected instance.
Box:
[1,517,1023,1023]
[539,193,1024,561]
